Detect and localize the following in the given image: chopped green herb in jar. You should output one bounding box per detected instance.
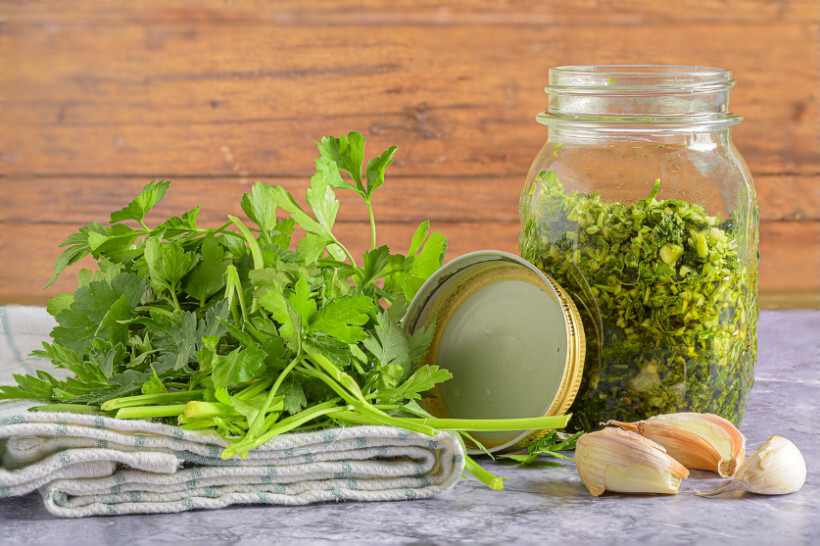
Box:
[519,171,758,431]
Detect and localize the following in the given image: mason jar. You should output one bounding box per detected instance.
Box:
[519,66,758,431]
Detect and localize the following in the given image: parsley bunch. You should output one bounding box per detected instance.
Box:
[2,133,570,489]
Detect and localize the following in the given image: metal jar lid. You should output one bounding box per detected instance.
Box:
[403,250,585,454]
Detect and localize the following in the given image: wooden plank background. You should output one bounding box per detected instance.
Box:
[1,0,818,307]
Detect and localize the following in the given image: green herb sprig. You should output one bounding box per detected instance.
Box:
[500,430,583,466]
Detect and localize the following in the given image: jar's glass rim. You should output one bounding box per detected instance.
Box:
[540,65,741,131]
[547,65,734,93]
[550,65,730,76]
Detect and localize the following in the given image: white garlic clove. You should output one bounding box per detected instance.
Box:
[699,435,807,497]
[606,412,745,477]
[575,427,689,496]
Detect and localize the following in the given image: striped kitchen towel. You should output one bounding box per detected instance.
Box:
[0,306,465,517]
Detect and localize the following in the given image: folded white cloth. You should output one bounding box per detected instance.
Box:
[0,306,464,517]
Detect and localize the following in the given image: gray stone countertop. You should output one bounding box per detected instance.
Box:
[1,310,818,545]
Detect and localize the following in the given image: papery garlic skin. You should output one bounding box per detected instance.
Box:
[606,412,745,477]
[700,435,807,497]
[575,427,689,496]
[734,435,805,494]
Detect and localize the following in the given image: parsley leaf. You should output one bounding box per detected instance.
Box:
[155,206,201,236]
[241,182,279,239]
[183,234,228,305]
[45,222,106,288]
[267,186,331,239]
[309,293,375,344]
[500,430,582,465]
[316,131,366,192]
[305,158,342,232]
[374,365,453,404]
[211,344,268,391]
[110,179,171,225]
[51,272,145,353]
[0,371,58,401]
[279,376,308,415]
[365,145,398,198]
[143,237,200,305]
[358,245,391,286]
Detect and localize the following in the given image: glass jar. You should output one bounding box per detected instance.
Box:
[519,66,758,431]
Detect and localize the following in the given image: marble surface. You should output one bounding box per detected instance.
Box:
[2,310,818,545]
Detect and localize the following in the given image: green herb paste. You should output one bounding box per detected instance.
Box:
[520,171,758,431]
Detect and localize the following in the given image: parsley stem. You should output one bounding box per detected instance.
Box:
[168,286,181,311]
[183,401,239,418]
[235,377,275,401]
[464,456,506,491]
[228,215,264,313]
[209,220,233,234]
[115,404,188,419]
[306,350,364,401]
[178,416,223,430]
[328,410,371,425]
[211,229,246,241]
[101,390,206,411]
[29,404,110,415]
[224,265,249,325]
[228,215,265,271]
[269,355,304,401]
[366,198,377,250]
[332,410,425,431]
[300,367,437,437]
[355,405,436,434]
[298,366,359,404]
[245,353,304,439]
[331,411,508,490]
[329,234,360,270]
[135,305,175,318]
[331,411,570,438]
[402,414,571,431]
[222,399,347,459]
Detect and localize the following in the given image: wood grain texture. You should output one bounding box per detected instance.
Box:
[3,23,818,177]
[1,0,818,306]
[6,1,815,24]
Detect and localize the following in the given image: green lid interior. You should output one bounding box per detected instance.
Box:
[405,251,572,453]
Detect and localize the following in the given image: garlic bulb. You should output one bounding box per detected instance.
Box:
[700,435,806,497]
[575,427,689,496]
[606,412,745,477]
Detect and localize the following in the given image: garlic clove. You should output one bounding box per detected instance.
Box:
[699,435,807,497]
[606,412,745,477]
[575,427,689,496]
